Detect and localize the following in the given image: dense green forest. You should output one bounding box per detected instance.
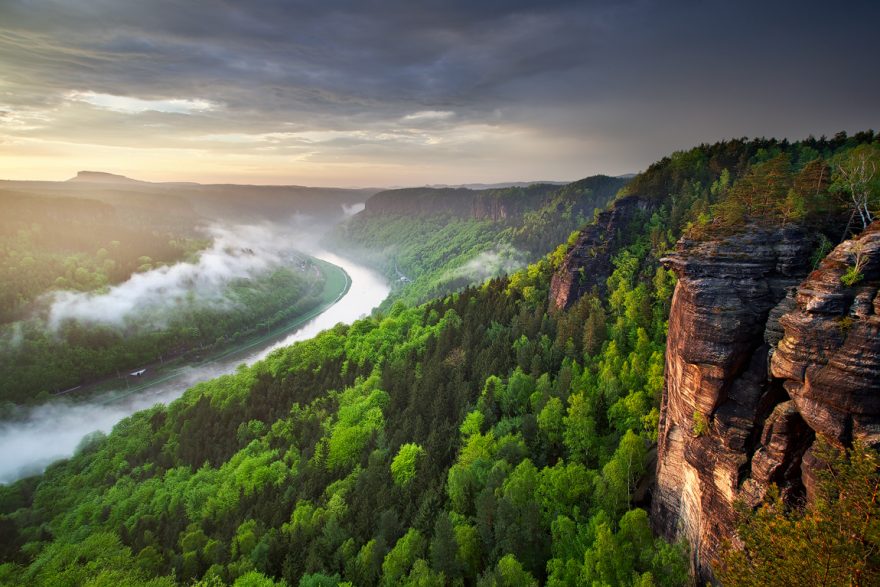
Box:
[328,176,627,310]
[0,189,206,325]
[0,132,878,586]
[0,259,336,407]
[0,186,351,407]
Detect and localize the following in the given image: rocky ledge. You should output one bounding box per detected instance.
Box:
[651,223,880,581]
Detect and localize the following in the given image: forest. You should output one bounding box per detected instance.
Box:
[0,259,335,407]
[328,176,627,310]
[0,184,349,407]
[0,132,878,586]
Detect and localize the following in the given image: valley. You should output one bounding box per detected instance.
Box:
[3,2,878,585]
[2,134,876,586]
[0,251,388,484]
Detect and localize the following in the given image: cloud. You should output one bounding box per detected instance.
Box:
[402,111,455,122]
[342,202,366,216]
[0,1,878,185]
[451,244,528,282]
[0,397,137,483]
[66,91,217,114]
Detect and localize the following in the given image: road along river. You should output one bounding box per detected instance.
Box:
[0,250,389,483]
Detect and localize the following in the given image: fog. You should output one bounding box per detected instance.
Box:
[46,222,311,331]
[452,244,527,282]
[342,202,366,216]
[0,251,390,484]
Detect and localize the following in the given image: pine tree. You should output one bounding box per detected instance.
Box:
[715,438,880,586]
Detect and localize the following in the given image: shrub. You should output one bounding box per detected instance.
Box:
[692,411,709,437]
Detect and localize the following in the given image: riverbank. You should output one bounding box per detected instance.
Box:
[0,251,386,483]
[0,255,350,419]
[93,257,350,405]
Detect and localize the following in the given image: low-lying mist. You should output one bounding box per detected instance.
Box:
[0,250,390,484]
[0,398,146,482]
[0,360,250,483]
[451,244,528,282]
[44,221,311,331]
[342,202,366,216]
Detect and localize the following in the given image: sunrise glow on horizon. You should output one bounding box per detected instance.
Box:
[1,1,877,186]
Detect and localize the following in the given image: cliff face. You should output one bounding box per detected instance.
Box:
[363,176,628,225]
[363,185,559,220]
[549,195,655,310]
[653,222,880,580]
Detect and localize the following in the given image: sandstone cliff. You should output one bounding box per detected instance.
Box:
[363,175,627,223]
[363,185,558,220]
[549,194,656,310]
[652,222,880,580]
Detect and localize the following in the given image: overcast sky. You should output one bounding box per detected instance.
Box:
[0,0,877,186]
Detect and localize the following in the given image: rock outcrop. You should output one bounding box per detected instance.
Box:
[770,223,880,497]
[771,224,880,445]
[652,222,880,580]
[363,175,628,225]
[363,185,560,220]
[549,195,655,310]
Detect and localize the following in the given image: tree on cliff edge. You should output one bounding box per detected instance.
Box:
[715,438,880,586]
[832,144,880,233]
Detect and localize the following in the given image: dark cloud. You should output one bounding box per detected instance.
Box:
[0,0,877,184]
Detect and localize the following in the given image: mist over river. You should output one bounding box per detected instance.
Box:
[0,251,389,484]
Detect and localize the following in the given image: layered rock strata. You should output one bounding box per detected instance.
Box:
[652,225,816,579]
[654,222,880,580]
[770,222,880,499]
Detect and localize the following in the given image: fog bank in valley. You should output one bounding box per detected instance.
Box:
[342,202,366,216]
[45,222,311,331]
[453,244,528,282]
[0,251,390,484]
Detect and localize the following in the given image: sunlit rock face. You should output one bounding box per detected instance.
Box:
[650,223,880,581]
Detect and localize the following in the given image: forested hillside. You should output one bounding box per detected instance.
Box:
[329,176,627,309]
[0,179,357,407]
[1,132,878,586]
[0,226,687,586]
[0,189,205,325]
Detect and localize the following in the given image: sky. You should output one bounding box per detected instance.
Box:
[0,0,877,187]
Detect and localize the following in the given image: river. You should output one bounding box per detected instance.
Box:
[0,250,389,484]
